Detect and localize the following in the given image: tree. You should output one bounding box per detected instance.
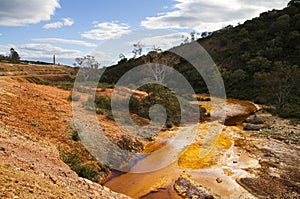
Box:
[271,14,290,32]
[151,45,162,53]
[201,31,212,38]
[119,53,126,60]
[74,55,99,69]
[9,48,20,63]
[181,35,189,44]
[288,0,300,7]
[73,55,100,81]
[190,31,200,41]
[0,54,7,61]
[254,63,299,109]
[246,56,272,73]
[118,53,127,64]
[147,51,170,83]
[132,42,143,58]
[144,48,180,83]
[201,32,208,38]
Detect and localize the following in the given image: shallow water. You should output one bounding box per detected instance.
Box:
[104,99,258,198]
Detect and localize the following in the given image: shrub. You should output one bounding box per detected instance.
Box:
[68,121,80,141]
[277,104,300,119]
[87,86,206,128]
[75,164,99,181]
[60,151,99,182]
[71,131,80,141]
[165,122,173,128]
[94,95,111,110]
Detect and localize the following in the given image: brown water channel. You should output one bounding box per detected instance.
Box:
[104,98,258,198]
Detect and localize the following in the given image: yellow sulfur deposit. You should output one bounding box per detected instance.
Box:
[216,133,232,149]
[178,143,218,169]
[178,133,232,169]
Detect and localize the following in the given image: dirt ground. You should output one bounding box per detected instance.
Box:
[0,62,129,198]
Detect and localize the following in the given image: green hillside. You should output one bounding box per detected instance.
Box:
[101,0,300,119]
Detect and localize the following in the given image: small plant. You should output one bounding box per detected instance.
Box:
[76,164,99,180]
[68,121,80,141]
[85,95,112,118]
[260,129,271,136]
[165,122,173,128]
[71,131,80,141]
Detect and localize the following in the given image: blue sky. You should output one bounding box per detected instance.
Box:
[0,0,289,66]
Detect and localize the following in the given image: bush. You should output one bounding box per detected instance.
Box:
[277,104,300,119]
[87,86,206,128]
[264,103,300,120]
[165,122,173,128]
[75,164,99,181]
[94,95,111,110]
[68,121,80,141]
[71,131,80,141]
[60,151,99,182]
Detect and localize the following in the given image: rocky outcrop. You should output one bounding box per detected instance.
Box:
[117,135,143,152]
[244,117,264,125]
[243,114,266,131]
[236,137,300,198]
[174,174,216,199]
[243,124,263,131]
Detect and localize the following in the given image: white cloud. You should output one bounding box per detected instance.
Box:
[0,0,60,26]
[18,44,81,59]
[62,18,74,26]
[81,21,132,40]
[0,43,82,65]
[32,38,97,47]
[0,44,14,55]
[91,29,188,66]
[43,18,74,29]
[43,21,63,29]
[130,32,190,51]
[0,33,2,36]
[92,51,116,66]
[141,0,289,32]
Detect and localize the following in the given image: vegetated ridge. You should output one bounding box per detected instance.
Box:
[101,1,300,121]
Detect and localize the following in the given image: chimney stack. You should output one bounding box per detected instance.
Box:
[53,55,56,65]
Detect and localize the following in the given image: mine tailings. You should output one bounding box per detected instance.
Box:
[103,98,258,199]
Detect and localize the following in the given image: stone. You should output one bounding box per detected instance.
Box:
[223,168,234,176]
[244,118,264,125]
[216,178,223,183]
[243,124,262,131]
[174,175,215,199]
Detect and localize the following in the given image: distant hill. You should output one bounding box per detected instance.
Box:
[197,0,300,97]
[100,1,300,119]
[196,0,300,118]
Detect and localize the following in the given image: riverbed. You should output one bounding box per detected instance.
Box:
[104,98,261,198]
